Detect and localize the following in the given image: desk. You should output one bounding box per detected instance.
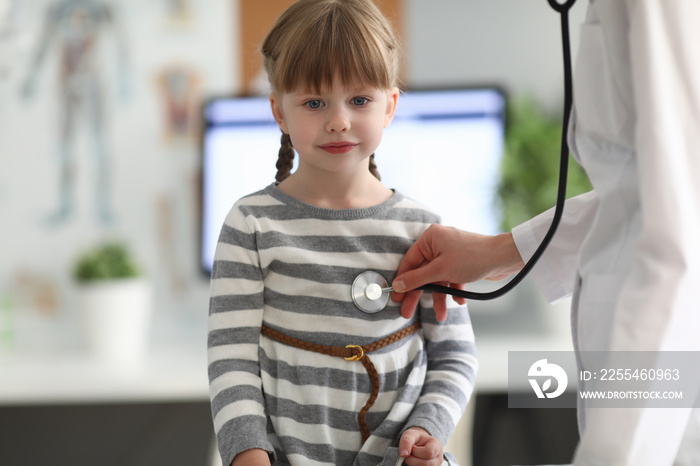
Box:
[0,321,217,466]
[0,295,575,466]
[0,333,572,403]
[0,342,209,406]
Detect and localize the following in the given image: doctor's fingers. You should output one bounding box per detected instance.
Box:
[429,281,467,321]
[450,282,467,305]
[395,224,494,293]
[431,293,448,322]
[393,255,451,294]
[394,225,449,287]
[397,285,460,322]
[398,290,423,319]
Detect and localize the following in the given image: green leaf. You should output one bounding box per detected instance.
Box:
[73,243,141,282]
[497,99,592,231]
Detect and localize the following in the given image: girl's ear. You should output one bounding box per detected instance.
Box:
[384,87,399,128]
[269,93,289,134]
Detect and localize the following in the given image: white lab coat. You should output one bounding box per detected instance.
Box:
[511,1,700,465]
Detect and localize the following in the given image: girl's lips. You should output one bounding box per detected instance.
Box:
[319,142,358,154]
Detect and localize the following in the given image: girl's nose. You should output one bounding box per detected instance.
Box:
[326,107,350,133]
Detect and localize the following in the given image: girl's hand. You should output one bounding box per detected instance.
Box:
[398,427,444,466]
[231,448,271,466]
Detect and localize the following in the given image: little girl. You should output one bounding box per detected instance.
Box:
[208,1,477,465]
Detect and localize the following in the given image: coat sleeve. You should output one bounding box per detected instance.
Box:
[511,190,598,303]
[575,1,700,465]
[208,204,273,466]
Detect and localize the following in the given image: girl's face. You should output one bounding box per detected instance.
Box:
[269,80,399,179]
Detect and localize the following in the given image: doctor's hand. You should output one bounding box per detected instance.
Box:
[391,224,524,320]
[399,427,444,466]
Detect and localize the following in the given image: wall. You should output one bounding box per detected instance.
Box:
[0,0,587,349]
[0,0,236,349]
[402,1,587,324]
[0,1,588,464]
[405,0,587,113]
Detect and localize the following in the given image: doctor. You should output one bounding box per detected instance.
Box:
[392,1,700,465]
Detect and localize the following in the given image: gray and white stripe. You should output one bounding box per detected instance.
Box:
[208,184,477,466]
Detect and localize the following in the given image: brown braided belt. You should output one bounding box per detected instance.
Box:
[260,320,422,443]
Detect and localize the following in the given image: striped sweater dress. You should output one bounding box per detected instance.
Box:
[208,184,478,466]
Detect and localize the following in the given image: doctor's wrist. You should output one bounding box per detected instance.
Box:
[485,232,525,281]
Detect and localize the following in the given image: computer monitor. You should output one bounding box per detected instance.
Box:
[200,87,507,275]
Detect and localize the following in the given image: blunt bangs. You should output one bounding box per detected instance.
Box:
[263,0,399,93]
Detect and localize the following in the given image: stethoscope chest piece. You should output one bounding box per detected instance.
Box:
[352,271,390,313]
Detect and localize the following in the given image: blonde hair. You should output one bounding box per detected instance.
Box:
[261,0,401,182]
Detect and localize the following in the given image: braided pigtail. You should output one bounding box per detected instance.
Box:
[369,153,381,181]
[275,132,295,182]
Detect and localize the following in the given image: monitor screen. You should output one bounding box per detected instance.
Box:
[200,87,507,275]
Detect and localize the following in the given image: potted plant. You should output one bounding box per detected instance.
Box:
[497,99,592,231]
[487,99,593,328]
[73,242,152,363]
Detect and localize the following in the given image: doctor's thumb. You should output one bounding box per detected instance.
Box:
[393,262,441,293]
[392,274,418,294]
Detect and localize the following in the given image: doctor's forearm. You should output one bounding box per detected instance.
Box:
[487,232,525,281]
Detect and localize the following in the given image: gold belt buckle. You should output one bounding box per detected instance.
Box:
[344,344,364,361]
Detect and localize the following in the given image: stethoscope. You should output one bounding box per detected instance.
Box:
[352,0,577,313]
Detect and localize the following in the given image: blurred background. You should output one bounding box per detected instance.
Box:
[0,0,589,464]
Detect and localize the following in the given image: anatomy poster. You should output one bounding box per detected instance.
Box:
[19,0,129,225]
[155,62,202,146]
[0,0,234,339]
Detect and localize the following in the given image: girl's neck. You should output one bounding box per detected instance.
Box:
[277,170,393,210]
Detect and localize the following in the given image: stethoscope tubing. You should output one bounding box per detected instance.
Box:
[418,0,576,301]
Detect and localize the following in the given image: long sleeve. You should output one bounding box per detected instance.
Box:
[208,204,272,466]
[404,295,477,446]
[368,297,477,466]
[208,186,477,466]
[511,191,598,303]
[574,1,700,464]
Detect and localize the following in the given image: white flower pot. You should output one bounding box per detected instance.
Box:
[77,278,152,363]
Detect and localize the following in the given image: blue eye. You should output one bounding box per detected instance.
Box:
[306,100,322,109]
[352,97,369,106]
